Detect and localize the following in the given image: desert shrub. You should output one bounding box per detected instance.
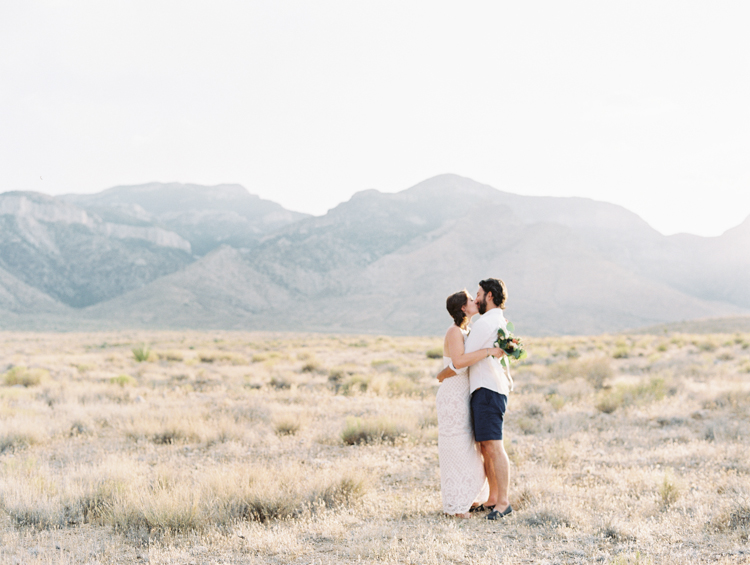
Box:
[405,370,425,381]
[525,403,544,418]
[274,415,301,436]
[546,393,566,411]
[547,357,612,388]
[311,474,367,509]
[151,427,190,445]
[69,420,91,436]
[110,374,137,387]
[216,468,367,525]
[156,350,184,362]
[327,367,355,392]
[697,340,718,352]
[126,417,204,445]
[581,357,613,389]
[371,359,399,372]
[132,346,152,362]
[198,351,247,365]
[523,507,572,528]
[371,375,420,397]
[341,417,407,445]
[426,347,443,359]
[625,376,669,402]
[230,401,271,424]
[547,361,578,381]
[419,408,438,428]
[4,462,368,534]
[2,366,48,387]
[300,360,322,373]
[595,392,619,414]
[612,346,630,359]
[711,503,750,532]
[269,375,293,390]
[546,440,571,468]
[327,367,346,382]
[609,552,652,565]
[108,482,207,533]
[703,389,750,410]
[339,374,370,395]
[515,416,540,435]
[198,351,218,362]
[598,522,636,543]
[658,469,681,507]
[2,496,65,528]
[512,486,536,510]
[0,429,41,453]
[595,377,668,413]
[596,377,668,414]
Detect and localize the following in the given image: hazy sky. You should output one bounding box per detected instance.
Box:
[2,1,749,236]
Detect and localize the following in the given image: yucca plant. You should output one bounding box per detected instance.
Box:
[132,345,151,362]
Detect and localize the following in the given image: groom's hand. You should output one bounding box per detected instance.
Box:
[490,347,506,359]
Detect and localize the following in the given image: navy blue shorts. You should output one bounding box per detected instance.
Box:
[471,388,507,442]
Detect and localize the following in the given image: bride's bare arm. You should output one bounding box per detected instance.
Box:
[448,329,503,369]
[437,328,504,382]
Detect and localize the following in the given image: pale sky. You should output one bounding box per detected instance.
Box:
[2,1,749,236]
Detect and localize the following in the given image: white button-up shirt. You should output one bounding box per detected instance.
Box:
[465,308,511,396]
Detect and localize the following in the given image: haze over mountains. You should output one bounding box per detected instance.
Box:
[1,175,748,335]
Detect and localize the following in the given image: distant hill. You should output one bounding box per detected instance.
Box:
[630,316,750,335]
[1,174,748,335]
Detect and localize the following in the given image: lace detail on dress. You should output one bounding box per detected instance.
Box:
[436,355,489,514]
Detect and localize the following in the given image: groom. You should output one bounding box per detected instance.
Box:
[464,278,513,520]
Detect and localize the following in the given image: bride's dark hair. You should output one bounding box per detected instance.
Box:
[446,290,470,329]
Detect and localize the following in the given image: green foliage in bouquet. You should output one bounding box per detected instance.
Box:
[495,321,527,367]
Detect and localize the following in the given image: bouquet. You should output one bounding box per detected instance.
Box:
[494,321,527,368]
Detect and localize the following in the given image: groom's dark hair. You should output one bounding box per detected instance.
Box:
[479,278,507,309]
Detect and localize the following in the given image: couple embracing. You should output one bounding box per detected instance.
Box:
[436,277,514,520]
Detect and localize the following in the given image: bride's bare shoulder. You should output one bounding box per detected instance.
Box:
[445,325,462,338]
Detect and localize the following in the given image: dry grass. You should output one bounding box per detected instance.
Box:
[0,329,749,564]
[2,366,48,387]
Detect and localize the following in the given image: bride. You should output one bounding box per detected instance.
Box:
[437,289,504,518]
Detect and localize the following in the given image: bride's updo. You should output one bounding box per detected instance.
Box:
[446,290,470,330]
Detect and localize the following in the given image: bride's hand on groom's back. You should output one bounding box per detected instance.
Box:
[436,366,455,382]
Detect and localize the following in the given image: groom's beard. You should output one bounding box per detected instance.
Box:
[478,298,487,315]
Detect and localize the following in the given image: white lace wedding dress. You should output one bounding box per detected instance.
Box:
[436,331,489,514]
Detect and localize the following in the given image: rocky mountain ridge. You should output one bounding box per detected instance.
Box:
[1,175,748,335]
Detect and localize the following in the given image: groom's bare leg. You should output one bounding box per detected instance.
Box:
[480,439,510,509]
[481,443,498,506]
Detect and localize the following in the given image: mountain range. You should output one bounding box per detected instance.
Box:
[1,174,748,335]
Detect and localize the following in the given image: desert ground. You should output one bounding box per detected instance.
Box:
[0,329,749,564]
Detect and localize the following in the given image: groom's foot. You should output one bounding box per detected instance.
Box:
[486,505,512,520]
